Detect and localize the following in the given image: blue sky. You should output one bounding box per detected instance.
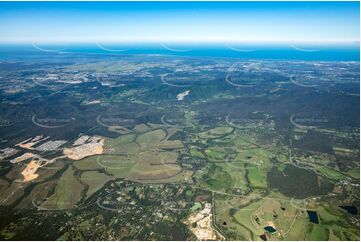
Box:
[0,1,359,43]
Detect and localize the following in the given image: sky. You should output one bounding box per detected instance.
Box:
[0,1,359,43]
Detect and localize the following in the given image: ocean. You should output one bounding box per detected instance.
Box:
[0,43,359,61]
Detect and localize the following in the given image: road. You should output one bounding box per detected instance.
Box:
[211,191,228,240]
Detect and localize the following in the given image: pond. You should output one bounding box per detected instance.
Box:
[307,210,319,224]
[339,205,358,215]
[264,226,277,233]
[260,234,267,241]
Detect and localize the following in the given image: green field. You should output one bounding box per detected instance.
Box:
[80,171,114,198]
[41,166,84,209]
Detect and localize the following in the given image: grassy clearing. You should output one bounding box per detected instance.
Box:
[231,131,261,149]
[16,180,57,209]
[347,168,360,179]
[41,166,84,209]
[251,196,308,241]
[235,148,270,167]
[233,199,265,236]
[221,162,248,190]
[214,196,253,240]
[80,171,113,198]
[136,129,166,148]
[191,202,202,211]
[285,217,308,240]
[247,166,267,189]
[204,166,233,191]
[317,207,341,224]
[99,128,184,182]
[199,126,233,139]
[128,151,180,180]
[312,163,346,181]
[128,169,186,183]
[137,151,178,166]
[105,133,139,154]
[205,146,225,160]
[97,154,135,168]
[307,224,329,240]
[106,166,134,178]
[190,146,205,158]
[101,156,134,178]
[133,124,152,133]
[130,163,181,181]
[73,156,103,170]
[165,127,180,139]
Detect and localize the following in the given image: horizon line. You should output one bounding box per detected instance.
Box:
[0,40,360,45]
